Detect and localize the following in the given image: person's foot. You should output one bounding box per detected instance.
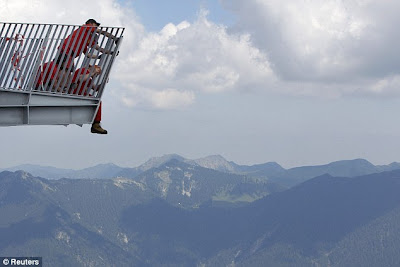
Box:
[91,122,108,134]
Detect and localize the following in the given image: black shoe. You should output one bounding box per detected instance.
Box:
[91,122,108,134]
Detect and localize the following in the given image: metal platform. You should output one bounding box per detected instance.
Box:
[0,22,124,126]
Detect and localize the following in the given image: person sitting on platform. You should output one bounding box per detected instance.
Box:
[35,60,71,92]
[71,64,107,134]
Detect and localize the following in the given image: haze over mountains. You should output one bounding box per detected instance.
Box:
[1,155,400,266]
[2,154,400,188]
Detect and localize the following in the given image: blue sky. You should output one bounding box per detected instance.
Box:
[2,0,400,169]
[129,0,235,31]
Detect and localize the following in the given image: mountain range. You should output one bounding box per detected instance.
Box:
[2,154,400,188]
[1,156,400,266]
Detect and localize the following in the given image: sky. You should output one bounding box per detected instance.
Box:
[2,0,400,169]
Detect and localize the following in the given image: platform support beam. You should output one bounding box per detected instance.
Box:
[0,90,99,126]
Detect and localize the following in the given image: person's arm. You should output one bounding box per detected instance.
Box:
[76,72,91,82]
[77,67,100,82]
[85,51,103,59]
[87,45,115,58]
[96,28,121,47]
[96,28,118,41]
[96,45,111,54]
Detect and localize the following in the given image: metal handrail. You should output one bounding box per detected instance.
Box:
[0,22,124,100]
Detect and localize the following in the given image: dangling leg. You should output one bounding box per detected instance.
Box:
[91,102,107,134]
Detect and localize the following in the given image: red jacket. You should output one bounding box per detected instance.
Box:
[72,67,93,95]
[60,25,97,57]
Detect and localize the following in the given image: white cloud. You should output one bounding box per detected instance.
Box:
[367,74,400,96]
[115,9,275,109]
[151,89,195,109]
[219,0,400,97]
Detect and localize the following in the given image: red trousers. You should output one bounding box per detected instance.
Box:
[94,102,102,122]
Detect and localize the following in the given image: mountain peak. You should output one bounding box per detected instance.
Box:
[15,170,32,179]
[0,170,33,180]
[139,154,186,171]
[329,158,373,166]
[193,155,235,172]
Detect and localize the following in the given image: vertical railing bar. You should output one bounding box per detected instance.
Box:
[96,27,115,69]
[49,24,79,93]
[47,24,75,93]
[79,26,107,96]
[88,26,116,98]
[56,27,76,92]
[16,24,40,90]
[0,23,16,87]
[3,24,22,89]
[29,24,48,90]
[24,24,49,91]
[88,27,109,97]
[47,58,62,93]
[71,25,110,96]
[96,27,122,99]
[52,25,73,93]
[34,24,63,92]
[0,24,11,88]
[82,26,112,97]
[0,23,15,88]
[0,22,8,54]
[89,26,109,89]
[93,27,111,73]
[0,23,7,36]
[9,23,30,89]
[51,24,91,93]
[41,25,69,92]
[97,51,116,97]
[29,24,53,92]
[75,26,93,69]
[40,24,66,92]
[36,25,51,92]
[16,23,36,90]
[0,23,8,62]
[38,25,57,92]
[42,24,69,92]
[67,25,97,95]
[23,40,42,90]
[60,25,95,94]
[44,24,63,63]
[7,24,22,88]
[30,24,51,91]
[92,29,108,97]
[4,23,24,88]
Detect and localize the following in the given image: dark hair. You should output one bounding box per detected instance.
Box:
[86,19,100,26]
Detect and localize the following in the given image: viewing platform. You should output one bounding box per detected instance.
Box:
[0,22,124,126]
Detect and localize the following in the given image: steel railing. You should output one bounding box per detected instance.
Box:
[0,22,124,99]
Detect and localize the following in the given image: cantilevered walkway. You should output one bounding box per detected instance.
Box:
[0,22,123,126]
